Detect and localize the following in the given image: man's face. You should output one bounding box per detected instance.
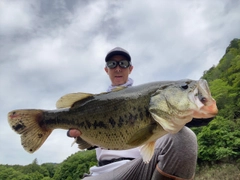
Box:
[105,55,133,86]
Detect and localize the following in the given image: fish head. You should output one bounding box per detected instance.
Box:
[149,79,218,133]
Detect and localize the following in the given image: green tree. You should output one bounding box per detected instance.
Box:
[209,79,238,119]
[21,159,49,177]
[0,166,28,180]
[197,116,240,162]
[41,163,58,178]
[53,150,97,179]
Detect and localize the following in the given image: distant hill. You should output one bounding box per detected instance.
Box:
[202,38,240,119]
[194,38,240,164]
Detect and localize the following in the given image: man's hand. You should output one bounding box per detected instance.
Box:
[67,129,97,150]
[67,129,82,137]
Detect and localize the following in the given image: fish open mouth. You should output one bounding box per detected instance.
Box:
[191,79,218,118]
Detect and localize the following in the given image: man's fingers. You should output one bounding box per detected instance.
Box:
[67,129,81,137]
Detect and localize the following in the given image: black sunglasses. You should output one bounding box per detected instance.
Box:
[106,60,131,69]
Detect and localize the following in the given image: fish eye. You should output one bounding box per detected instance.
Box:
[200,97,207,103]
[181,84,189,90]
[198,93,207,103]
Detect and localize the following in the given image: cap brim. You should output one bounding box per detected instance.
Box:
[105,51,131,62]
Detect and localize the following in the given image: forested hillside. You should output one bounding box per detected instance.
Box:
[193,38,240,179]
[196,38,240,162]
[1,39,240,179]
[0,150,97,180]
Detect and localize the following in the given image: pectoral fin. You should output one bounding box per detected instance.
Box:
[127,125,155,146]
[140,141,156,163]
[75,137,93,150]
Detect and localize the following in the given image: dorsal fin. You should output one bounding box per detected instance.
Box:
[56,92,93,109]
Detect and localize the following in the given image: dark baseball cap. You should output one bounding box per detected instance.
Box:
[105,47,131,62]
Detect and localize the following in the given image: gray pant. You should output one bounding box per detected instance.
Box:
[83,127,197,180]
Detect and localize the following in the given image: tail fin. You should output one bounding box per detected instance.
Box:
[8,109,52,153]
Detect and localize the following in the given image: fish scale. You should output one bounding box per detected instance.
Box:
[76,97,152,149]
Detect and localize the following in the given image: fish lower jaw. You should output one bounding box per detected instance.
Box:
[153,117,191,134]
[192,103,218,118]
[161,124,185,134]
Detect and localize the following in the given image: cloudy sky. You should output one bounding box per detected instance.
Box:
[0,0,240,165]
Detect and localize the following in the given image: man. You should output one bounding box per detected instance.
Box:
[67,47,203,180]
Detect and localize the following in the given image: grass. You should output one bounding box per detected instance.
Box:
[194,162,240,180]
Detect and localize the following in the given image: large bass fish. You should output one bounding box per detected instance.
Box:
[8,79,218,163]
